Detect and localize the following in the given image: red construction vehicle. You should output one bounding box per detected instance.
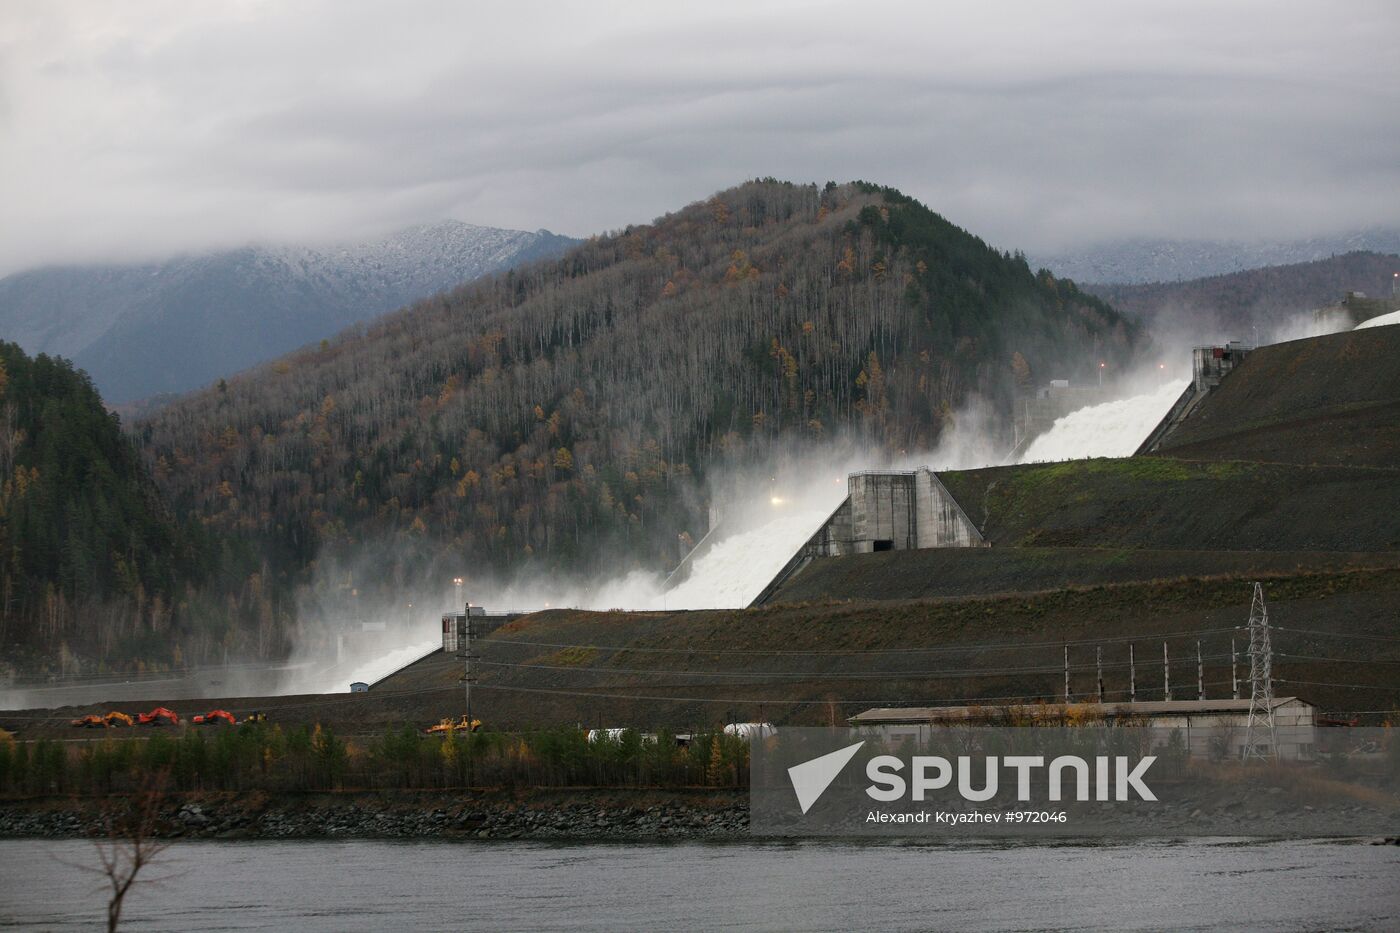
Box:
[136,707,181,726]
[192,709,237,726]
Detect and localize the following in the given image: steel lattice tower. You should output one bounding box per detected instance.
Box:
[1242,582,1277,761]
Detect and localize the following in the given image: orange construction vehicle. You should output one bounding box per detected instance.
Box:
[104,711,134,727]
[425,715,482,735]
[192,709,237,726]
[136,707,181,727]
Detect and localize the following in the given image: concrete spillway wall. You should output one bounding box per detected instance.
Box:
[749,469,985,606]
[1136,342,1253,455]
[801,470,984,556]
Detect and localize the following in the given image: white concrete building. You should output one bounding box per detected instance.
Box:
[850,697,1320,760]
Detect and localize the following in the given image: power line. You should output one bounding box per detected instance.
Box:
[1276,679,1399,692]
[464,681,1204,707]
[484,625,1244,657]
[1276,652,1400,665]
[1275,626,1400,643]
[472,653,1236,680]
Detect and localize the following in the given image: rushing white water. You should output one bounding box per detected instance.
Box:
[296,640,440,694]
[341,641,438,687]
[660,506,836,609]
[291,384,1201,693]
[477,501,844,614]
[1017,380,1189,463]
[1356,309,1400,329]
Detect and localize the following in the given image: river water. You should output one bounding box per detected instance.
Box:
[1,838,1397,931]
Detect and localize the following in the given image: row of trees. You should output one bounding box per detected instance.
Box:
[0,725,751,795]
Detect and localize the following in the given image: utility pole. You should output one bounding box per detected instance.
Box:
[457,600,476,723]
[1063,644,1070,703]
[1096,646,1104,703]
[1163,642,1172,701]
[1129,643,1137,703]
[1196,640,1204,701]
[1242,582,1278,761]
[1231,638,1239,700]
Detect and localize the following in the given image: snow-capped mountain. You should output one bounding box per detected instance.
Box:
[1033,228,1400,285]
[0,221,577,403]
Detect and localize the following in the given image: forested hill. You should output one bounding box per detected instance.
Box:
[134,180,1143,590]
[0,344,196,669]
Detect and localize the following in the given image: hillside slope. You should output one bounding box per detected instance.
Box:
[134,180,1145,592]
[0,222,576,403]
[1154,325,1400,467]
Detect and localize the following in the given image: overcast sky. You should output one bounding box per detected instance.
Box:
[1,0,1397,274]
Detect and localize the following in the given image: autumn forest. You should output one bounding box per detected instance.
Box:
[2,180,1145,678]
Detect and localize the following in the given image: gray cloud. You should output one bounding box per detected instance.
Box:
[1,0,1397,275]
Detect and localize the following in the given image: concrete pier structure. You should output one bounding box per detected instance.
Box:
[749,468,985,605]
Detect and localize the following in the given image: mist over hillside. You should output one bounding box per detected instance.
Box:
[0,221,577,404]
[1033,229,1400,286]
[1081,251,1400,343]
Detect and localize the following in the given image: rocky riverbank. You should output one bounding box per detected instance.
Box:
[0,788,749,841]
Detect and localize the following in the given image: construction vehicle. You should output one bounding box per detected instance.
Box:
[70,711,137,728]
[425,715,482,735]
[192,709,237,726]
[136,707,181,727]
[242,711,267,724]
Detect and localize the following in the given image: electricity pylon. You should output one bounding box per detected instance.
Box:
[1242,582,1277,761]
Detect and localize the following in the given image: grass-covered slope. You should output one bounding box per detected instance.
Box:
[936,458,1400,551]
[763,547,1400,604]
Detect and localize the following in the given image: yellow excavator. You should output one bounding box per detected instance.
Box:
[425,715,482,735]
[71,710,139,728]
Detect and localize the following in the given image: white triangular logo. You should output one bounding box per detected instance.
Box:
[788,741,865,815]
